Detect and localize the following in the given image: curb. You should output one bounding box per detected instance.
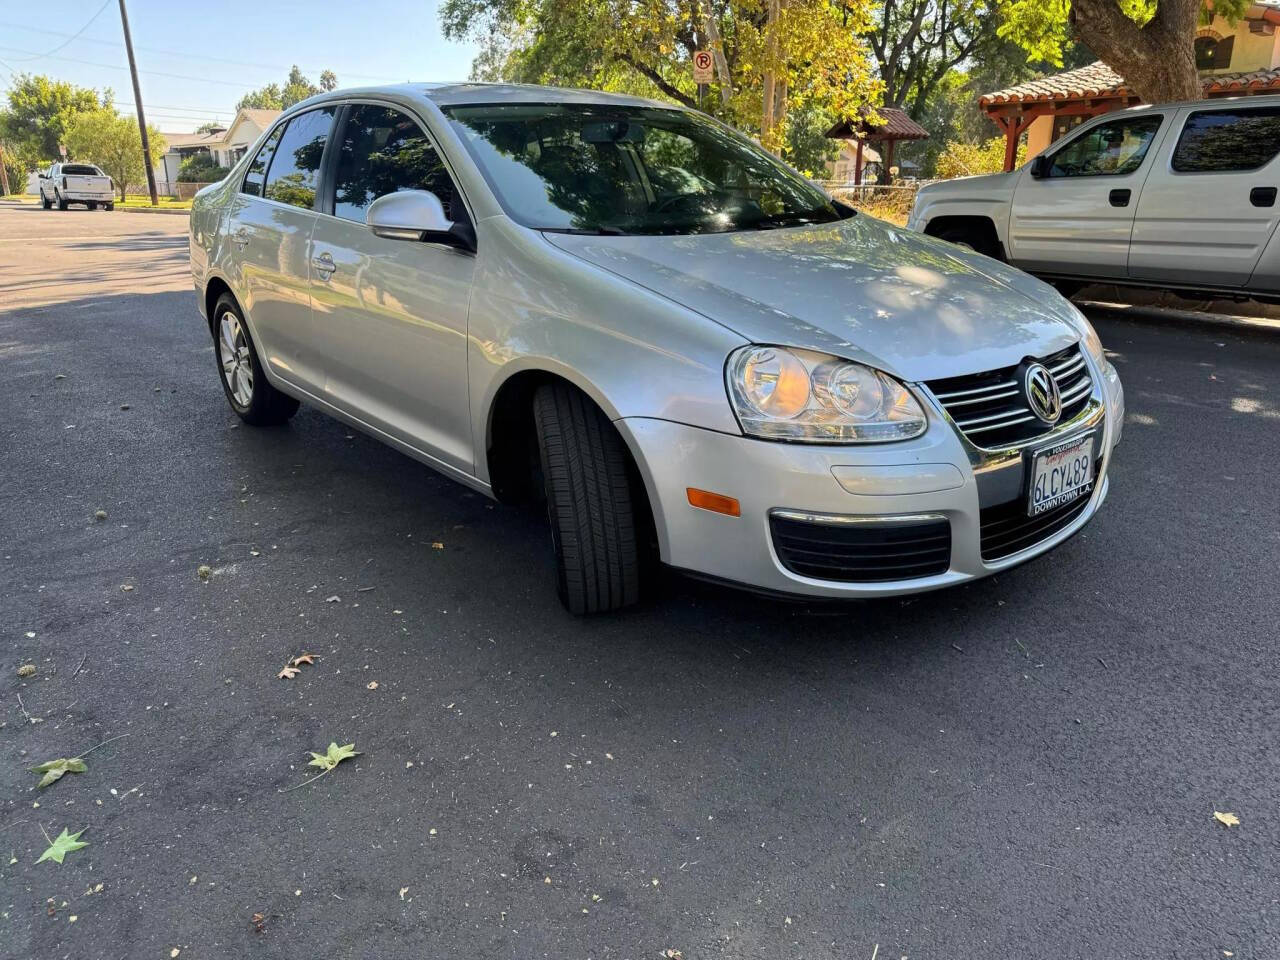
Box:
[0,197,189,215]
[1077,298,1280,336]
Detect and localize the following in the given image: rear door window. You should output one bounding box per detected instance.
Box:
[1171,106,1280,172]
[330,104,467,223]
[242,125,284,197]
[262,107,336,209]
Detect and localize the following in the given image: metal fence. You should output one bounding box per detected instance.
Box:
[122,180,216,200]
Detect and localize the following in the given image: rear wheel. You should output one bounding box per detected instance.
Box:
[533,382,641,615]
[88,201,97,210]
[104,202,115,211]
[40,190,52,210]
[56,192,67,211]
[212,293,299,426]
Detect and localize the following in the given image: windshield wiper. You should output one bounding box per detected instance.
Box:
[542,226,631,236]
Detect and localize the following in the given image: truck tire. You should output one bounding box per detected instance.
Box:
[212,292,299,426]
[533,382,641,615]
[88,202,97,210]
[935,225,1001,260]
[104,202,115,211]
[40,190,52,210]
[56,192,67,211]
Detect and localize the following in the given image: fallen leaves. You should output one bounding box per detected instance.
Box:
[17,664,36,678]
[196,565,212,581]
[35,827,89,865]
[93,509,107,522]
[30,758,87,789]
[309,742,359,772]
[251,912,266,934]
[366,681,379,690]
[1214,811,1241,828]
[277,653,317,680]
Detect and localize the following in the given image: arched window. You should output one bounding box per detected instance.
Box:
[1196,33,1234,70]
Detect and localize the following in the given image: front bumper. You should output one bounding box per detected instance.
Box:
[618,361,1123,599]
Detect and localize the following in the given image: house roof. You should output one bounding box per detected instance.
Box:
[237,109,282,129]
[825,106,930,141]
[979,60,1280,107]
[160,129,225,150]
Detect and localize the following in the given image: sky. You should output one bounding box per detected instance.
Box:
[0,0,482,133]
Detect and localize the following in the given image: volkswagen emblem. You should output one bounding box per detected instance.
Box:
[1023,362,1062,424]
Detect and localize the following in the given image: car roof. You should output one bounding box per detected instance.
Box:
[290,82,679,113]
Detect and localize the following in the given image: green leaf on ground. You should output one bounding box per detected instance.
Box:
[308,742,359,772]
[35,828,89,865]
[31,758,87,789]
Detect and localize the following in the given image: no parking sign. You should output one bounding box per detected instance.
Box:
[692,51,714,84]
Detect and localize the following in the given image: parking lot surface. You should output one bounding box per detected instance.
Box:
[2,203,1278,959]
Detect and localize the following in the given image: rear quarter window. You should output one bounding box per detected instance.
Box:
[1171,106,1280,172]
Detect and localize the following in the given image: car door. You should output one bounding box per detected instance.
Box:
[1007,112,1167,278]
[1129,104,1280,288]
[307,102,476,473]
[221,107,335,394]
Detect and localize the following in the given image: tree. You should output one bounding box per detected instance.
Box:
[236,66,336,111]
[862,0,1001,117]
[442,0,882,157]
[177,152,229,183]
[0,74,110,161]
[998,0,1250,103]
[64,109,166,200]
[934,133,1024,177]
[195,121,225,135]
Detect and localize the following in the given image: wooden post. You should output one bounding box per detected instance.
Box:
[884,139,895,185]
[999,114,1031,172]
[854,139,864,185]
[118,0,159,205]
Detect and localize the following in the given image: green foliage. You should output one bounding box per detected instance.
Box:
[177,152,230,183]
[195,121,225,135]
[35,827,88,865]
[64,110,166,199]
[308,742,360,772]
[0,74,109,162]
[30,757,87,789]
[237,66,337,111]
[934,135,1025,178]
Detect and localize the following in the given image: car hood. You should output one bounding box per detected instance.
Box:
[543,215,1078,382]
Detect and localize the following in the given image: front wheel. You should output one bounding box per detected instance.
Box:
[533,382,642,615]
[212,293,299,426]
[935,226,1000,260]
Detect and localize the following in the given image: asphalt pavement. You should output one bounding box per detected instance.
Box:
[2,202,1278,959]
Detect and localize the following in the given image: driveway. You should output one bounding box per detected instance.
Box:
[1,203,1278,959]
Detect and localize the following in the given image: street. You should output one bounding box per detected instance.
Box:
[2,202,1278,959]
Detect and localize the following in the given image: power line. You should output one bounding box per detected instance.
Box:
[0,21,406,81]
[2,0,113,62]
[0,45,266,87]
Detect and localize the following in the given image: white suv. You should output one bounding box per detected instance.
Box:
[908,97,1280,299]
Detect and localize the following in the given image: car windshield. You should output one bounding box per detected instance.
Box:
[443,103,847,235]
[62,164,102,176]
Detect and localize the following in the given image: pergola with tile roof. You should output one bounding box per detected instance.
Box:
[825,106,929,184]
[979,57,1280,171]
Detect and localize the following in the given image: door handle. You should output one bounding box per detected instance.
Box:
[230,228,250,248]
[311,252,336,280]
[1250,186,1277,207]
[1108,188,1131,207]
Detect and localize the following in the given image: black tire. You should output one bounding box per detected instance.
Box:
[88,201,97,210]
[40,190,52,210]
[1049,279,1084,300]
[533,382,641,615]
[56,192,67,211]
[212,292,299,426]
[935,226,1000,260]
[104,202,115,211]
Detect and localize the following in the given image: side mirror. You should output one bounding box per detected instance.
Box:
[1029,154,1050,179]
[366,190,475,251]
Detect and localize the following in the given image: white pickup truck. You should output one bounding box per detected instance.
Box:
[907,96,1280,301]
[37,162,115,211]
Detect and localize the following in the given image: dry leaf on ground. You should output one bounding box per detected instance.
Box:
[1214,811,1241,827]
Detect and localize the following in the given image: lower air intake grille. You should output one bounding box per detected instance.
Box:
[770,514,951,582]
[927,344,1093,449]
[979,490,1091,562]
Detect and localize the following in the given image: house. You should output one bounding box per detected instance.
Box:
[826,141,881,183]
[157,108,281,188]
[979,0,1280,170]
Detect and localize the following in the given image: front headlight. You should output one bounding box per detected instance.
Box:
[726,345,927,443]
[1071,308,1108,369]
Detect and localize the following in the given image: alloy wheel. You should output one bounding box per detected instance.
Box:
[218,312,254,407]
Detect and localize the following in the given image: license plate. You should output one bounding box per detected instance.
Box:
[1028,433,1094,516]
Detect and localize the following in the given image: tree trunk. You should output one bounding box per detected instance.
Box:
[1071,0,1202,104]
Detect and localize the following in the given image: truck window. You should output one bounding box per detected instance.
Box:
[1047,116,1163,178]
[1171,106,1280,173]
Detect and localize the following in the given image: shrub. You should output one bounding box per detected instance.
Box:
[177,153,229,183]
[934,136,1027,180]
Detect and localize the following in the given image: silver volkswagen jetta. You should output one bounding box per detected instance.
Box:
[189,83,1124,613]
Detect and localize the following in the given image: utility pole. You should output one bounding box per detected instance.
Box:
[0,144,11,197]
[117,0,158,205]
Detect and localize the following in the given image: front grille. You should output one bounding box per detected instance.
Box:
[927,344,1093,449]
[770,513,951,582]
[979,489,1091,562]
